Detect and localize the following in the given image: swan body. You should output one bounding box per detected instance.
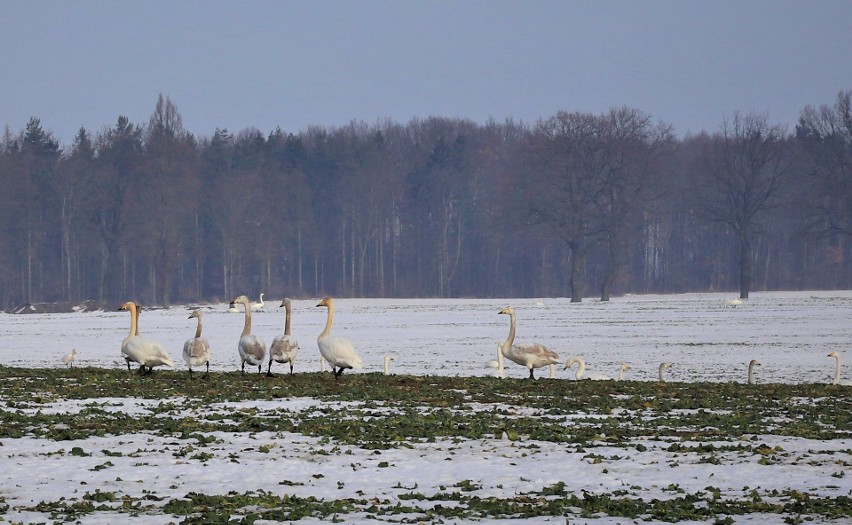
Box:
[497,306,560,379]
[564,356,611,380]
[723,298,743,308]
[747,359,761,385]
[316,296,363,378]
[62,348,77,368]
[616,363,631,381]
[251,292,265,311]
[383,354,395,375]
[268,298,299,376]
[183,310,212,377]
[230,295,266,375]
[118,301,174,374]
[658,362,672,383]
[827,351,852,385]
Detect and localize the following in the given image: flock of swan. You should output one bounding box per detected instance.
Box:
[56,296,851,386]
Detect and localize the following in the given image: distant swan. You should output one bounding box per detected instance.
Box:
[268,298,299,376]
[118,301,174,375]
[62,348,77,368]
[230,295,267,375]
[383,354,395,375]
[251,292,265,311]
[658,362,672,383]
[723,298,743,308]
[183,310,212,377]
[747,359,761,385]
[316,296,363,378]
[616,363,631,381]
[497,306,560,379]
[564,356,611,381]
[827,351,852,385]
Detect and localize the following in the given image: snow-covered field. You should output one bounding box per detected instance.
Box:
[1,291,850,524]
[2,291,850,382]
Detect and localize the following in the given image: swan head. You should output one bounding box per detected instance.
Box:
[188,309,203,320]
[620,363,632,371]
[118,301,137,312]
[749,359,761,366]
[660,362,672,369]
[498,306,514,315]
[564,356,581,370]
[231,295,250,307]
[827,351,840,358]
[279,298,291,308]
[316,296,333,308]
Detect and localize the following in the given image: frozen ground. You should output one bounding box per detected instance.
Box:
[1,291,850,524]
[1,291,850,383]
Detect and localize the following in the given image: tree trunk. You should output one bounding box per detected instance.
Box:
[569,243,585,303]
[738,234,752,299]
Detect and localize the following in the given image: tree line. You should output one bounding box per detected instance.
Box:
[1,92,850,309]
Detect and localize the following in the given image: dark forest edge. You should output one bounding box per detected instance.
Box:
[2,91,851,309]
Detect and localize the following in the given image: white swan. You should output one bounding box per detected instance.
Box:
[827,351,852,385]
[183,310,212,377]
[497,306,560,379]
[723,298,743,308]
[316,296,363,378]
[747,359,761,385]
[62,348,77,368]
[658,362,672,382]
[251,292,265,311]
[383,354,395,375]
[564,356,611,380]
[268,298,299,376]
[118,301,174,375]
[616,363,631,381]
[486,346,505,378]
[230,295,267,375]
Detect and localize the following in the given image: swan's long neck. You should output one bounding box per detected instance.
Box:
[284,301,292,336]
[496,344,504,376]
[195,316,203,339]
[384,356,391,375]
[833,355,841,385]
[576,359,586,379]
[748,362,756,385]
[127,303,138,338]
[320,303,334,339]
[499,311,516,358]
[241,301,252,337]
[659,364,667,382]
[618,365,626,381]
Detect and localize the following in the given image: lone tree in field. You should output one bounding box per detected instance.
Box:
[697,112,791,299]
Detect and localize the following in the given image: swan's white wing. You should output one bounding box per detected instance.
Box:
[318,336,362,369]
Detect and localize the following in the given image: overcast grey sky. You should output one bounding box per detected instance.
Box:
[2,0,851,146]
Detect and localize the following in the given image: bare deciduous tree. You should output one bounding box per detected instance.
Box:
[696,112,791,299]
[796,90,852,237]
